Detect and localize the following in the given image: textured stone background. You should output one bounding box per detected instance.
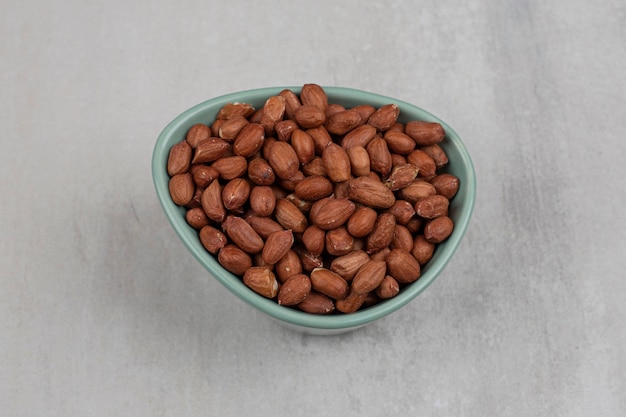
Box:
[2,1,625,415]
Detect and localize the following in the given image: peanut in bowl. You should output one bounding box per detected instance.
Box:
[152,85,476,335]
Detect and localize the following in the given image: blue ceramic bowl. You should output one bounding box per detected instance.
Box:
[152,86,476,335]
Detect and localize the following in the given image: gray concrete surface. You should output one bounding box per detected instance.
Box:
[1,0,625,415]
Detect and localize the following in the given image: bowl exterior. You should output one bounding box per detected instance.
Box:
[152,86,476,334]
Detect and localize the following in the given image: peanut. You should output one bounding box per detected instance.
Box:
[167,140,192,175]
[261,229,294,265]
[278,274,311,306]
[310,268,349,300]
[233,123,265,157]
[191,137,230,164]
[168,173,194,206]
[219,115,249,141]
[274,249,303,283]
[218,244,253,276]
[186,123,211,148]
[249,185,276,217]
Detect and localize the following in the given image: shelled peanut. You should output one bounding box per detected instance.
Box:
[167,84,459,314]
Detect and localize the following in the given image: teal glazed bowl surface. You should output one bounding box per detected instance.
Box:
[152,86,476,335]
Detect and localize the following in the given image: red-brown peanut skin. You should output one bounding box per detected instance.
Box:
[369,247,390,262]
[260,95,286,136]
[346,206,378,238]
[375,275,400,299]
[285,192,313,214]
[246,216,284,239]
[222,215,265,254]
[405,121,445,146]
[291,129,316,164]
[390,224,414,253]
[233,122,265,157]
[198,225,227,255]
[190,164,219,188]
[192,137,230,165]
[278,274,311,306]
[424,216,454,243]
[302,225,326,256]
[347,175,396,209]
[218,244,253,276]
[294,175,334,201]
[352,104,376,122]
[383,131,416,155]
[249,185,276,217]
[279,89,302,120]
[325,103,346,118]
[210,119,224,137]
[366,213,396,254]
[309,198,356,231]
[367,104,400,131]
[341,124,377,149]
[247,158,275,186]
[411,235,435,265]
[243,267,279,299]
[329,250,370,282]
[222,178,251,211]
[300,83,329,111]
[407,149,436,178]
[294,105,326,129]
[267,141,300,180]
[201,179,226,223]
[335,291,367,314]
[185,124,211,148]
[398,180,436,204]
[351,260,387,295]
[275,119,298,142]
[274,198,308,233]
[297,291,335,314]
[220,115,250,141]
[421,143,448,169]
[325,227,355,256]
[366,137,392,176]
[307,126,333,154]
[185,207,209,230]
[296,248,324,272]
[386,200,416,225]
[346,146,370,177]
[212,155,248,180]
[414,194,450,219]
[185,186,203,209]
[430,174,460,199]
[323,143,352,183]
[325,109,362,135]
[262,229,294,265]
[386,249,421,284]
[302,157,327,177]
[168,173,194,206]
[275,250,303,283]
[310,268,349,300]
[167,140,192,176]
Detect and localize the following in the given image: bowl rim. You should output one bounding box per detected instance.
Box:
[152,86,476,330]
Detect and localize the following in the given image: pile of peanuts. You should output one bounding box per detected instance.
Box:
[166,84,459,314]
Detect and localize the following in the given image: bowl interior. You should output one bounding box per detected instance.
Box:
[152,86,476,331]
